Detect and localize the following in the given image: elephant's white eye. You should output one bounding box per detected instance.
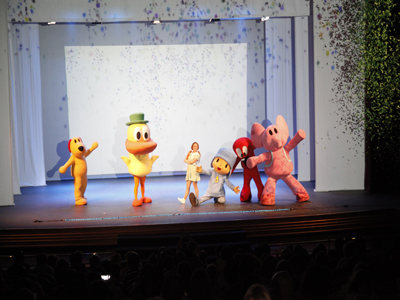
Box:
[242,146,248,157]
[133,127,141,141]
[142,125,150,141]
[236,148,243,158]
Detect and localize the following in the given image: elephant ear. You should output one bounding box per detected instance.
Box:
[250,123,265,148]
[276,115,289,140]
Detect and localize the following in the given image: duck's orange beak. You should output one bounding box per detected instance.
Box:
[125,139,157,155]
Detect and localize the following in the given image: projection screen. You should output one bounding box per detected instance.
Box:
[65,43,248,176]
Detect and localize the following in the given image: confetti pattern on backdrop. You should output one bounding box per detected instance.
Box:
[7,0,310,23]
[312,0,364,174]
[317,0,364,153]
[8,0,37,22]
[314,0,340,73]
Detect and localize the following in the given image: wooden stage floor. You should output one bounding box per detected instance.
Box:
[0,174,399,254]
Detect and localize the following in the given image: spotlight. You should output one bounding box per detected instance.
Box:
[261,16,269,22]
[208,18,221,23]
[153,19,162,24]
[47,21,56,25]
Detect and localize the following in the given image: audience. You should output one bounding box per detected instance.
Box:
[0,235,399,299]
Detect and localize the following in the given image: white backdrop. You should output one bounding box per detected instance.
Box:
[65,44,248,175]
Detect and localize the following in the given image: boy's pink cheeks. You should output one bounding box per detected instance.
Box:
[212,158,230,175]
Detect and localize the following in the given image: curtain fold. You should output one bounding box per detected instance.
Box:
[265,18,296,172]
[0,3,15,205]
[9,24,46,189]
[8,27,21,195]
[295,17,313,181]
[265,17,312,180]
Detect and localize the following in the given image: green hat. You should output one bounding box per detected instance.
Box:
[126,113,149,126]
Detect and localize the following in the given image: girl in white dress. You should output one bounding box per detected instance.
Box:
[178,142,201,203]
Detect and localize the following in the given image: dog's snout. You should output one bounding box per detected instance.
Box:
[78,146,84,152]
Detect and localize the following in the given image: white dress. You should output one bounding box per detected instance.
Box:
[186,152,200,182]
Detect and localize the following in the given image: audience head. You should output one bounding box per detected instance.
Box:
[244,283,272,300]
[300,265,333,300]
[161,274,185,300]
[270,271,294,300]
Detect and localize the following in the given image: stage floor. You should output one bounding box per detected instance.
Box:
[1,174,399,252]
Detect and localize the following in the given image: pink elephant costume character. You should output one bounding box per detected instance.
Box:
[246,115,309,205]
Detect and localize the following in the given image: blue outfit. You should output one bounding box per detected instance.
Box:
[197,148,237,204]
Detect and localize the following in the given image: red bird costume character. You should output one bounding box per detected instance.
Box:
[232,137,264,202]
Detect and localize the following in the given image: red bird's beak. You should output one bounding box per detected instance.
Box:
[125,139,157,155]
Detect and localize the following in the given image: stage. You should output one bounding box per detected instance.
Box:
[0,174,399,255]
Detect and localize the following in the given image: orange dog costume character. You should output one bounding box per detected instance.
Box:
[59,137,98,205]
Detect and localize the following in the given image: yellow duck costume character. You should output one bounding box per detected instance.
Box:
[59,137,98,205]
[121,113,159,207]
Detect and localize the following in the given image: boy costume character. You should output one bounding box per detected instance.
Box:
[189,148,240,206]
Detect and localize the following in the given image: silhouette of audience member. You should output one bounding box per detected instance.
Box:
[7,251,30,281]
[33,253,54,277]
[88,254,101,272]
[47,254,58,271]
[300,264,333,300]
[70,250,87,274]
[88,278,112,300]
[2,235,400,300]
[161,274,186,300]
[12,287,35,300]
[261,255,278,284]
[188,267,214,300]
[270,271,294,300]
[244,283,272,300]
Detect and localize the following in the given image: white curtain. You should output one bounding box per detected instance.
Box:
[0,2,15,206]
[294,17,313,181]
[265,17,312,180]
[265,18,296,170]
[9,24,46,189]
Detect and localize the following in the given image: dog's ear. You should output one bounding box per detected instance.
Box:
[68,139,72,153]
